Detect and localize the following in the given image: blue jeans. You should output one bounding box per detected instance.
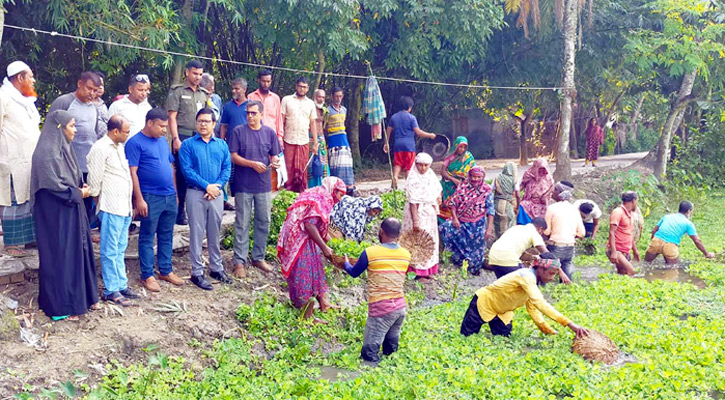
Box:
[138,193,178,280]
[547,244,575,279]
[99,212,132,296]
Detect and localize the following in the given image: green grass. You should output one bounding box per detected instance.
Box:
[18,192,725,399]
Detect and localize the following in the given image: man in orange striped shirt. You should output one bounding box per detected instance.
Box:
[339,218,411,362]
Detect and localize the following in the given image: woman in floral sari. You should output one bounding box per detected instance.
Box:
[584,118,605,167]
[439,166,494,275]
[403,153,443,278]
[277,176,347,322]
[493,161,519,239]
[439,136,475,218]
[517,158,554,225]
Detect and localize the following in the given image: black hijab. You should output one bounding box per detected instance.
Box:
[30,110,81,203]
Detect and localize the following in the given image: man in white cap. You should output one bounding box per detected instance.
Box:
[0,61,41,257]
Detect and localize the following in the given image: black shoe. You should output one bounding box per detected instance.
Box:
[128,223,138,233]
[210,270,233,284]
[176,215,188,226]
[119,288,140,299]
[190,275,213,290]
[223,201,236,211]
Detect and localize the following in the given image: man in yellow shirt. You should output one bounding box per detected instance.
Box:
[460,256,589,337]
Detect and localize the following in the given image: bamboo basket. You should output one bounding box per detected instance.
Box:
[572,330,619,364]
[399,228,436,266]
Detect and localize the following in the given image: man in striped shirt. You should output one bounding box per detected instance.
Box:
[339,218,411,362]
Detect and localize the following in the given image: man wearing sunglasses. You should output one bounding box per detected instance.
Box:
[109,74,152,139]
[227,100,281,278]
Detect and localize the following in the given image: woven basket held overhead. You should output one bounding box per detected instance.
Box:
[572,330,619,364]
[399,228,436,266]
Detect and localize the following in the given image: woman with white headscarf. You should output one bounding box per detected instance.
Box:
[403,153,442,278]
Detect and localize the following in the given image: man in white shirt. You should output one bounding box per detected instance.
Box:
[0,61,41,257]
[86,115,137,306]
[280,76,318,192]
[108,74,152,137]
[573,199,602,239]
[544,183,584,281]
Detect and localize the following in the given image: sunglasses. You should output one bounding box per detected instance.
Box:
[134,74,150,83]
[247,111,260,115]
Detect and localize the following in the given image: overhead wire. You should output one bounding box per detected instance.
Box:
[4,24,566,91]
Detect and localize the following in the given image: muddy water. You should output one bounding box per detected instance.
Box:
[640,267,706,289]
[316,365,362,382]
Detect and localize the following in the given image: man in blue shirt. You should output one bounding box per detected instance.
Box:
[179,108,232,290]
[126,108,184,292]
[383,96,436,188]
[219,78,248,140]
[644,201,715,264]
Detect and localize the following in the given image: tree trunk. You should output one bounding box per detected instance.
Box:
[0,7,5,50]
[653,70,697,177]
[313,49,326,93]
[518,107,535,166]
[553,0,578,181]
[629,92,646,143]
[347,81,363,162]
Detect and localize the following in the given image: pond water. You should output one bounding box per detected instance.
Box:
[640,266,706,289]
[316,366,362,382]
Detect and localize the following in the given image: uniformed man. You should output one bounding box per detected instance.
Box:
[166,60,208,225]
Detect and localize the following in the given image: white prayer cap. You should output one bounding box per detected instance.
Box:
[7,61,31,78]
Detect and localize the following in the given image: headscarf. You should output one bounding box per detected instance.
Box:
[331,195,384,242]
[554,182,573,201]
[30,110,80,204]
[494,161,517,200]
[406,152,442,208]
[448,136,468,155]
[448,166,492,223]
[277,176,346,278]
[534,257,561,270]
[519,158,554,218]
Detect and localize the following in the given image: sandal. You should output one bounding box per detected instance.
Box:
[103,293,131,307]
[3,246,28,257]
[89,303,101,310]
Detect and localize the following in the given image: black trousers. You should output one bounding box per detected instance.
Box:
[174,135,192,220]
[491,264,523,279]
[460,295,513,337]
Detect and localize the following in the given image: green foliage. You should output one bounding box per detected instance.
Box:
[269,190,299,245]
[327,238,370,257]
[366,190,405,234]
[669,105,725,187]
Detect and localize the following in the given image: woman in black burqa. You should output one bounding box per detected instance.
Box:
[30,110,98,320]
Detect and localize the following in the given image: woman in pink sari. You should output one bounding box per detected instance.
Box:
[517,157,554,225]
[277,177,347,322]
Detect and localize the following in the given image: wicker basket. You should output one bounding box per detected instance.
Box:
[329,254,358,269]
[572,330,619,364]
[328,224,344,240]
[399,228,436,266]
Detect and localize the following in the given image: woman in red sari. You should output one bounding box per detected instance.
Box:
[277,177,347,322]
[584,118,605,167]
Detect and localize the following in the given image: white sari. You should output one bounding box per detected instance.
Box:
[403,156,443,276]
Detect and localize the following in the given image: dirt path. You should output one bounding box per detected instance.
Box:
[356,152,648,192]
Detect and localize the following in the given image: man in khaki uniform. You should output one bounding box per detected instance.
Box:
[166,59,208,225]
